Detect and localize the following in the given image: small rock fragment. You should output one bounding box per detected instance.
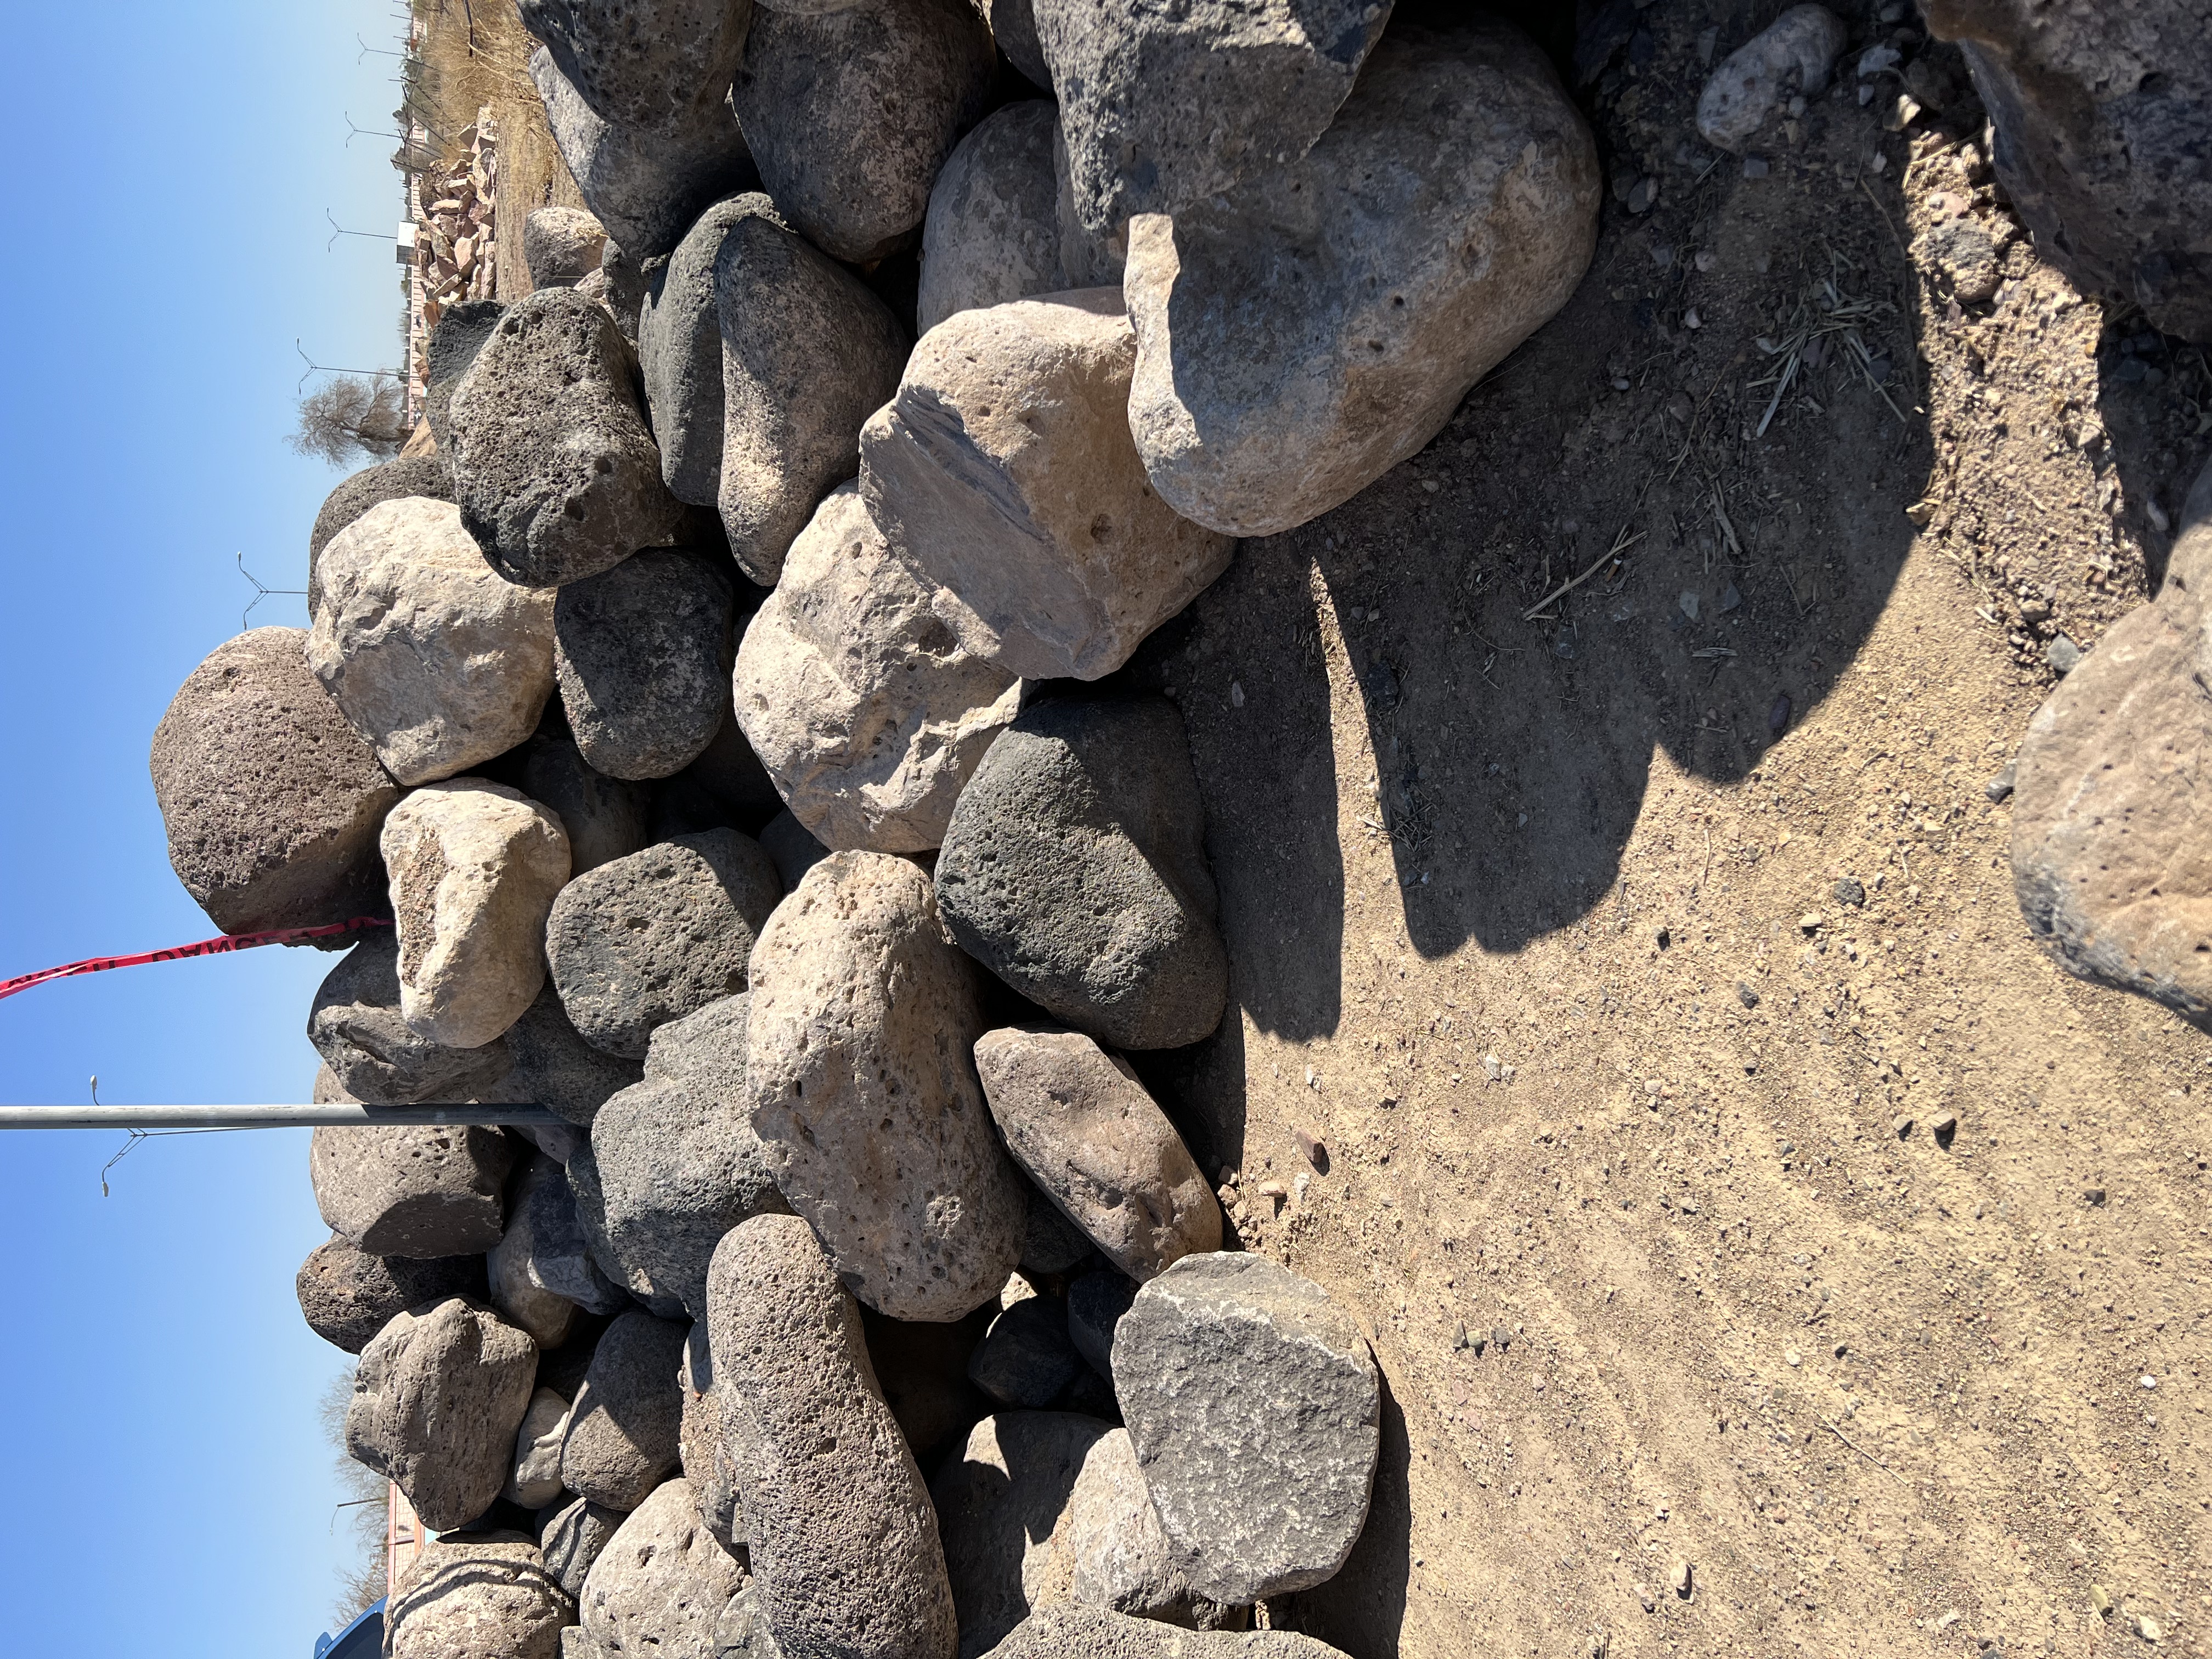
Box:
[1695,7,1849,153]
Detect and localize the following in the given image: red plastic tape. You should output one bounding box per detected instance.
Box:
[0,917,392,1003]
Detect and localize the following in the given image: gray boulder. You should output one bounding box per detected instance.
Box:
[758,810,828,891]
[308,456,455,614]
[1112,1253,1378,1603]
[347,1296,540,1531]
[560,1308,691,1510]
[590,998,790,1319]
[986,0,1048,87]
[732,0,996,263]
[518,0,753,132]
[705,1214,957,1659]
[512,737,653,874]
[974,1026,1221,1280]
[638,195,755,506]
[981,1609,1346,1658]
[149,628,400,933]
[506,1386,576,1508]
[860,291,1230,683]
[1022,1189,1097,1278]
[1123,19,1600,537]
[1052,123,1125,290]
[935,697,1226,1051]
[1064,1270,1135,1379]
[932,1411,1109,1656]
[308,497,558,785]
[507,985,648,1126]
[1035,0,1392,234]
[579,1478,746,1659]
[309,1122,516,1257]
[495,1152,628,1338]
[449,286,686,589]
[555,549,734,780]
[1694,5,1848,153]
[526,205,609,289]
[967,1296,1080,1410]
[383,779,572,1048]
[295,1233,487,1355]
[712,201,909,585]
[308,930,515,1106]
[386,1535,574,1659]
[543,1495,628,1599]
[918,102,1065,335]
[731,484,1018,853]
[531,45,757,263]
[546,830,781,1058]
[1923,0,2212,341]
[425,300,508,452]
[1066,1426,1233,1629]
[567,1140,658,1306]
[746,853,1027,1321]
[713,1584,787,1659]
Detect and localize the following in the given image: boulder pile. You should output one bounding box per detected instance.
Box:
[148,3,1610,1653]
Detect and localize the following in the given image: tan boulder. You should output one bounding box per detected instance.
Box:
[732,484,1019,853]
[383,780,572,1048]
[860,290,1231,682]
[746,852,1026,1320]
[386,1536,573,1659]
[307,497,557,785]
[309,1121,516,1258]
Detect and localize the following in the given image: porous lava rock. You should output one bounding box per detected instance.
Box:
[295,1233,487,1355]
[554,548,734,780]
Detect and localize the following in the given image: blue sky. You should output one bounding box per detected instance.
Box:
[0,3,423,1651]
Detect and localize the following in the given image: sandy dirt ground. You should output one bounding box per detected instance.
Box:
[1100,4,2212,1655]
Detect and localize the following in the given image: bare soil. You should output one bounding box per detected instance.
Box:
[1103,5,2212,1655]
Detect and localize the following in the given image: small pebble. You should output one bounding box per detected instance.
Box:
[1784,1347,1801,1367]
[1743,155,1770,179]
[1768,692,1792,736]
[1736,981,1760,1009]
[1985,761,2017,803]
[1669,1559,1693,1599]
[1893,1113,1914,1138]
[1798,912,1824,933]
[1834,877,1866,907]
[1635,1585,1656,1613]
[2090,1584,2113,1616]
[1930,1110,1958,1141]
[1492,1325,1513,1352]
[2084,1186,2107,1206]
[2046,635,2083,675]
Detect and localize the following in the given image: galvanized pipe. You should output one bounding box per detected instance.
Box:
[0,1103,562,1130]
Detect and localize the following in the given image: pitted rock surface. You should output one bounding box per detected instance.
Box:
[347,1296,540,1532]
[295,1233,487,1355]
[450,286,686,588]
[560,1308,691,1510]
[310,1122,516,1258]
[732,483,1018,853]
[1110,1252,1379,1603]
[861,291,1230,684]
[526,204,608,289]
[579,1478,746,1659]
[935,696,1226,1051]
[745,852,1026,1319]
[918,102,1066,335]
[149,628,400,933]
[546,830,781,1058]
[706,1214,957,1659]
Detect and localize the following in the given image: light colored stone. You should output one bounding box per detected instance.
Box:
[1695,5,1848,153]
[387,1536,574,1659]
[706,1215,957,1659]
[918,101,1066,335]
[714,200,909,585]
[527,205,608,289]
[506,1386,575,1508]
[579,1479,745,1659]
[310,1122,515,1258]
[1068,1426,1224,1628]
[347,1296,540,1531]
[1112,1253,1378,1603]
[861,290,1230,682]
[733,484,1019,854]
[308,497,557,785]
[1035,0,1392,234]
[746,852,1026,1320]
[974,1026,1221,1280]
[148,627,400,933]
[932,1412,1108,1657]
[982,1608,1347,1658]
[1124,19,1600,538]
[384,779,572,1048]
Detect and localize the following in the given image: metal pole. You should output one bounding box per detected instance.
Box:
[0,1104,562,1130]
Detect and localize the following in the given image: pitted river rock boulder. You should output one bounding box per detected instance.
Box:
[309,929,515,1105]
[311,1122,516,1258]
[554,548,734,780]
[296,1233,487,1355]
[560,1308,691,1510]
[579,1477,745,1659]
[918,101,1066,336]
